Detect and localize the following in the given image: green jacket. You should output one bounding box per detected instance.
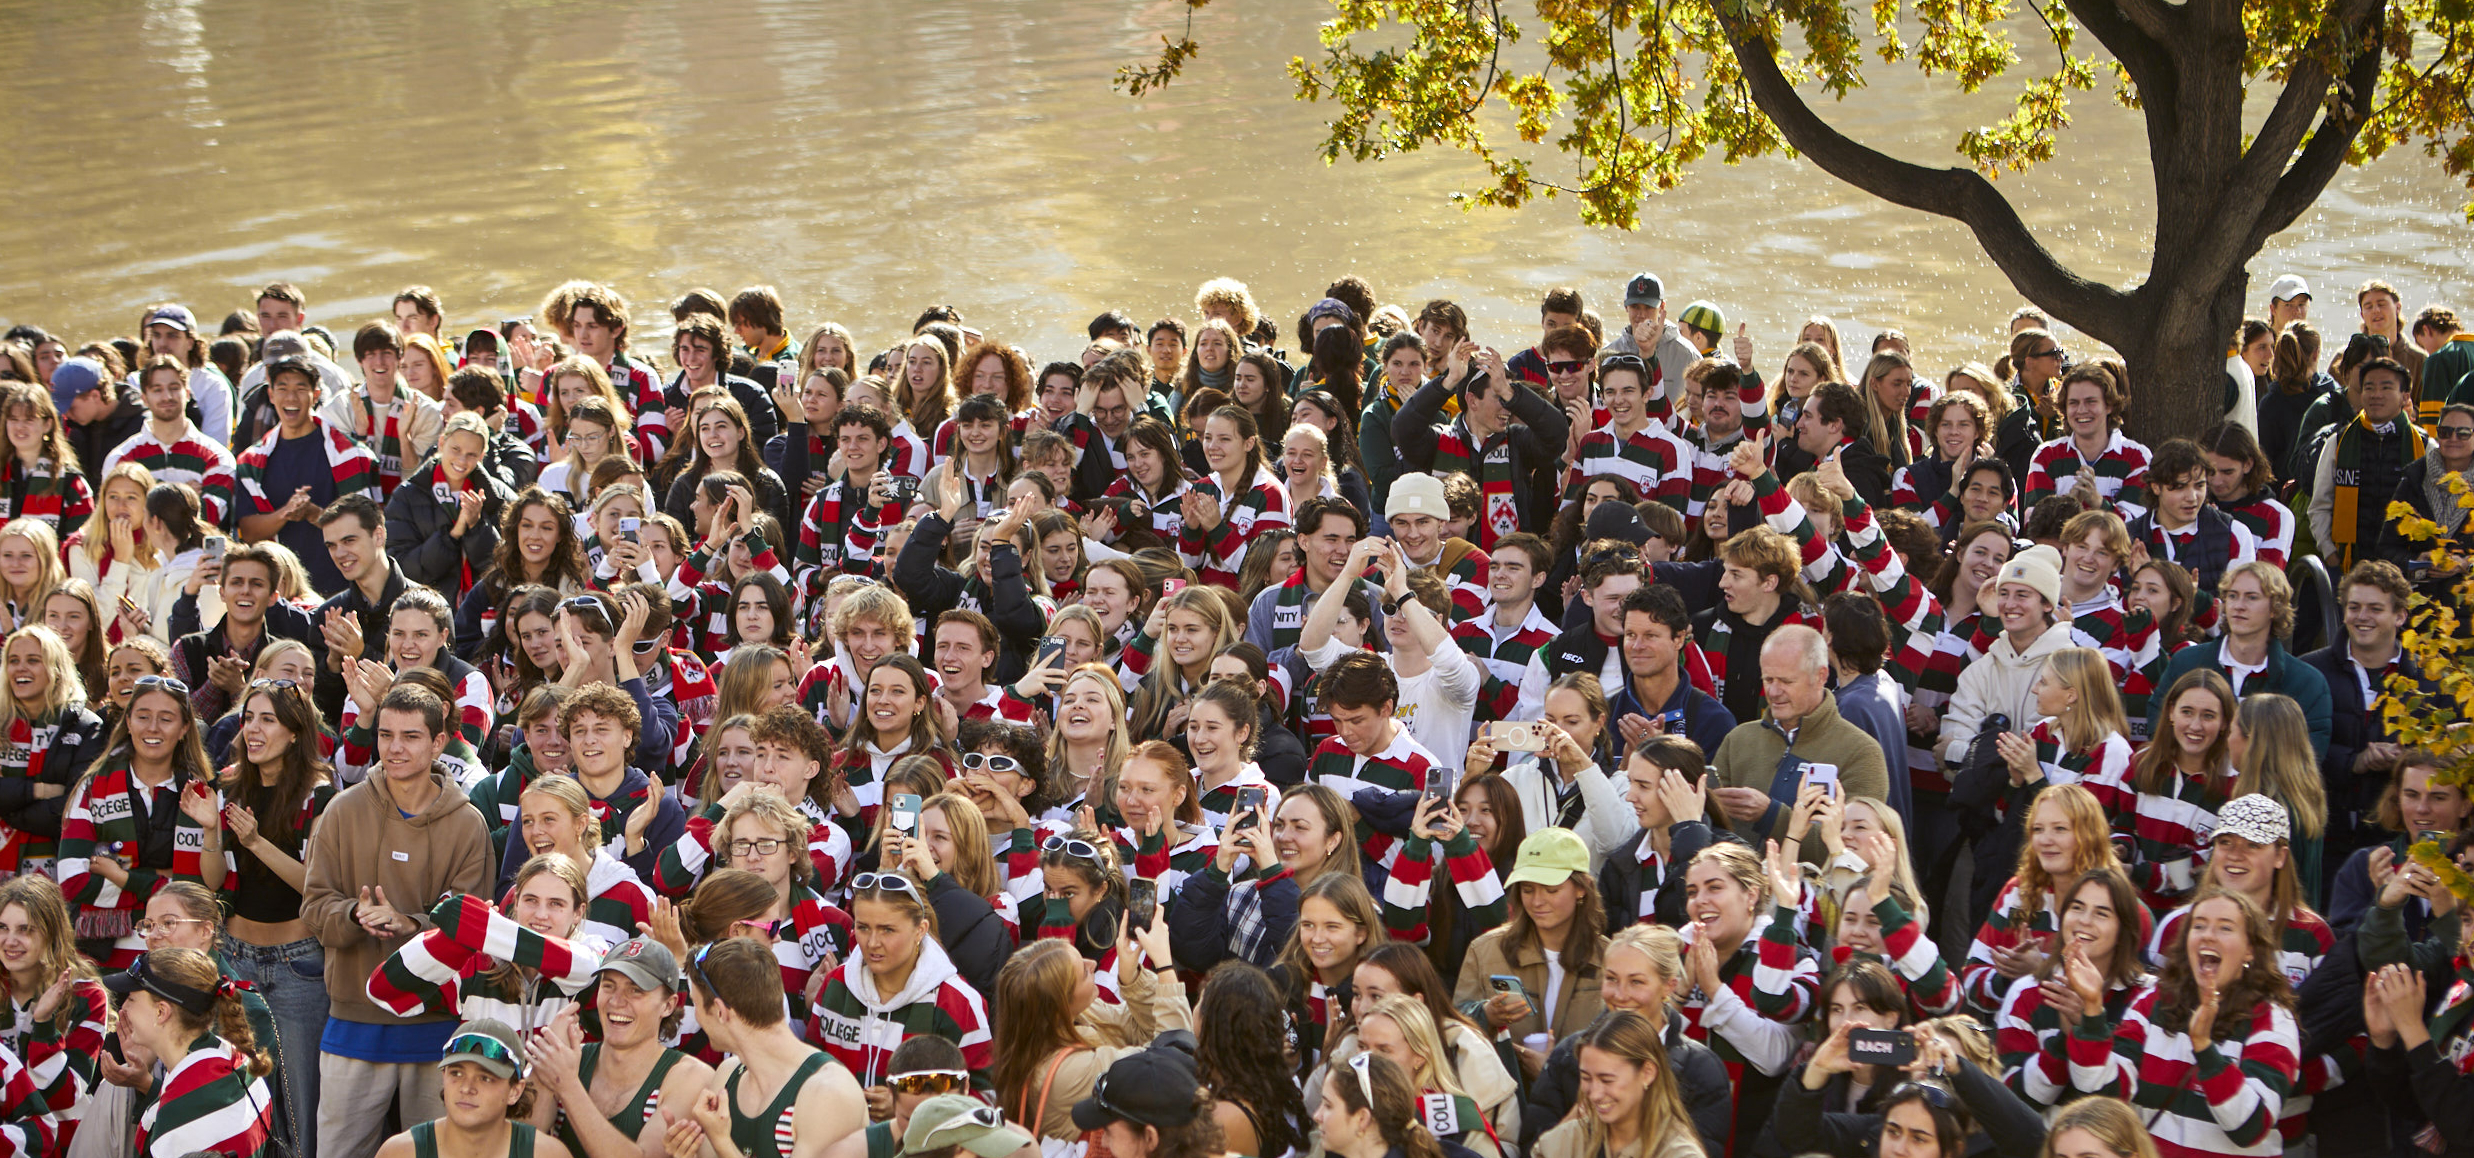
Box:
[1710,691,1892,859]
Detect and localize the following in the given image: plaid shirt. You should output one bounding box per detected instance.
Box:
[102,422,237,526]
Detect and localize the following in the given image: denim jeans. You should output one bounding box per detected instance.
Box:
[224,933,328,1158]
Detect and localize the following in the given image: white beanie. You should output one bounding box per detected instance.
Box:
[1997,544,2064,609]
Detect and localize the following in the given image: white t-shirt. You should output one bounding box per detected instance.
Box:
[1543,948,1566,1030]
[1304,635,1483,763]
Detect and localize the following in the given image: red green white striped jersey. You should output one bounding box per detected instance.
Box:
[807,937,993,1090]
[1676,905,1819,1076]
[1999,974,2150,1107]
[103,423,238,526]
[2145,904,2332,987]
[0,1036,57,1157]
[2058,987,2298,1158]
[0,458,91,538]
[1827,890,1961,1019]
[367,893,602,1031]
[57,765,214,961]
[2024,429,2154,516]
[136,1035,273,1158]
[1308,729,1440,861]
[2120,763,2238,913]
[1565,420,1694,512]
[0,977,103,1146]
[1378,825,1507,944]
[1178,466,1291,587]
[1452,602,1558,723]
[234,418,379,521]
[2216,491,2296,569]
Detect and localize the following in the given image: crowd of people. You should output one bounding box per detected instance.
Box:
[0,266,2457,1158]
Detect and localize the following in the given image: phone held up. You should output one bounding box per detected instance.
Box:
[1127,877,1159,929]
[1494,721,1549,753]
[890,794,923,836]
[1233,786,1268,830]
[1847,1027,1917,1067]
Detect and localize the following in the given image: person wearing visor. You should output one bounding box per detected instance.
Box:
[376,1017,573,1158]
[104,945,278,1158]
[1066,1047,1224,1158]
[526,936,715,1158]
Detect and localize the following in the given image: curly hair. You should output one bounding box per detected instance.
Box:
[1195,962,1310,1153]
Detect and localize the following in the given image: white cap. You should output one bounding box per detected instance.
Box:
[2268,274,2310,303]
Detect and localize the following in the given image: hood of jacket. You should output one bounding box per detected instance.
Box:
[843,929,962,1014]
[369,766,474,827]
[1989,619,2075,667]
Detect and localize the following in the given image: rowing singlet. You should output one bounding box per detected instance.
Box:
[727,1052,832,1158]
[554,1044,685,1154]
[411,1120,536,1158]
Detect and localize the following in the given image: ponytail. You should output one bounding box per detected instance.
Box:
[213,985,273,1077]
[1331,1053,1446,1158]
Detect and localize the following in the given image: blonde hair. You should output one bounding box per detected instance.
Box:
[2233,695,2329,838]
[83,462,161,568]
[717,788,816,892]
[2043,1096,2162,1158]
[2045,647,2129,754]
[1362,993,1468,1098]
[0,519,65,616]
[0,625,81,720]
[1607,924,1687,1008]
[922,792,1000,898]
[1045,664,1129,804]
[518,775,605,858]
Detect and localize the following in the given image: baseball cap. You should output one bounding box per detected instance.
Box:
[260,331,312,362]
[597,937,681,993]
[1305,298,1360,330]
[1678,301,1726,335]
[1624,273,1665,308]
[902,1096,1037,1158]
[2268,274,2311,303]
[144,304,198,334]
[48,357,106,413]
[101,952,222,1017]
[2215,794,2291,846]
[1503,827,1591,889]
[438,1018,526,1081]
[1070,1048,1201,1131]
[262,357,319,389]
[1584,500,1652,548]
[1386,473,1448,522]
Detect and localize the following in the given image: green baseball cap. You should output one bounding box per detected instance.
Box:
[1503,827,1590,889]
[902,1095,1036,1158]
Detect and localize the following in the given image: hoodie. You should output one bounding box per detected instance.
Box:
[1938,620,2075,765]
[300,766,496,1025]
[808,934,993,1089]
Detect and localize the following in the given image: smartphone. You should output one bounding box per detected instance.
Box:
[1423,763,1456,804]
[890,794,923,833]
[1127,877,1159,929]
[1035,636,1069,669]
[1495,722,1549,753]
[202,536,227,563]
[1487,975,1534,1008]
[1161,578,1188,597]
[887,477,921,506]
[1801,762,1841,794]
[1233,786,1268,830]
[618,516,641,544]
[1848,1027,1917,1066]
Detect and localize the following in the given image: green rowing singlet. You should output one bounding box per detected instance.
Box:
[410,1120,536,1158]
[555,1043,686,1155]
[727,1053,832,1158]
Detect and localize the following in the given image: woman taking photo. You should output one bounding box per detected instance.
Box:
[1780,1015,2046,1158]
[992,927,1189,1154]
[1177,405,1290,588]
[2044,889,2299,1157]
[808,872,995,1097]
[1962,785,2132,1015]
[912,792,1023,961]
[208,675,334,1130]
[1170,783,1357,975]
[2120,669,2238,912]
[58,674,224,967]
[455,488,590,659]
[0,625,104,878]
[1179,679,1274,829]
[105,946,279,1158]
[1529,1012,1705,1158]
[1457,828,1615,1075]
[0,876,103,1148]
[1996,867,2151,1108]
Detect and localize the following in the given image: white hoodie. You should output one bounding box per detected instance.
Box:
[1938,619,2077,764]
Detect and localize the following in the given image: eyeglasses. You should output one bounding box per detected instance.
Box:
[1042,835,1103,864]
[889,1069,972,1096]
[1545,360,1588,375]
[135,916,209,938]
[133,674,190,695]
[959,752,1022,775]
[442,1032,525,1077]
[850,872,921,898]
[725,838,787,858]
[2441,426,2474,440]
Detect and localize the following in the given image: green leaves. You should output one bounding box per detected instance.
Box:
[1122,0,2474,226]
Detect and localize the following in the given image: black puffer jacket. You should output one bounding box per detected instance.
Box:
[383,456,518,594]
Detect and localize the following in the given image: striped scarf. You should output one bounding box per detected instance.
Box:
[357,390,411,496]
[1429,421,1522,549]
[58,762,207,937]
[0,708,94,871]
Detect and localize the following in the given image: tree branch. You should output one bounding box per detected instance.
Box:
[2061,0,2172,102]
[1715,20,2128,331]
[2253,2,2391,244]
[2108,0,2182,46]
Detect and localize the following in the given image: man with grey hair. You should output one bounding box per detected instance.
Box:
[1708,623,1891,857]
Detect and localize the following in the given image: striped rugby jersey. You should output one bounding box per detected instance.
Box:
[1827,890,1962,1019]
[1453,601,1558,723]
[1565,419,1695,513]
[2215,490,2296,569]
[234,417,379,525]
[795,474,901,594]
[0,978,101,1148]
[1999,974,2151,1107]
[2121,764,2238,913]
[2024,428,2154,517]
[367,893,602,1030]
[1676,905,1820,1077]
[2058,987,2298,1158]
[808,937,993,1090]
[102,422,237,526]
[666,526,790,657]
[0,458,92,538]
[1308,728,1440,862]
[1378,825,1506,944]
[136,1035,271,1158]
[1178,466,1291,587]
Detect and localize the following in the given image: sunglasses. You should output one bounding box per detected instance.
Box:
[850,872,922,898]
[1042,835,1103,864]
[1890,1081,1955,1110]
[920,1103,1006,1142]
[443,1032,525,1077]
[133,674,190,695]
[1544,360,1588,375]
[889,1070,972,1096]
[2442,426,2474,440]
[2030,348,2062,359]
[561,597,613,630]
[959,752,1023,775]
[246,678,299,691]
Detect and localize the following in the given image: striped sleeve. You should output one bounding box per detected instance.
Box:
[1748,903,1820,1022]
[0,1044,55,1158]
[141,1048,274,1158]
[1875,891,1960,1017]
[18,981,102,1118]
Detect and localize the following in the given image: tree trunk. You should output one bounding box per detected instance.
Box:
[2075,262,2251,447]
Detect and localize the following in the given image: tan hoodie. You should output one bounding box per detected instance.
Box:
[300,765,495,1024]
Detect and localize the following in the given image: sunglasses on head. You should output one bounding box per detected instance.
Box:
[850,872,921,898]
[1042,835,1103,864]
[442,1032,525,1077]
[133,674,190,696]
[560,597,612,630]
[1890,1081,1955,1110]
[247,678,298,692]
[959,752,1022,775]
[889,1069,971,1096]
